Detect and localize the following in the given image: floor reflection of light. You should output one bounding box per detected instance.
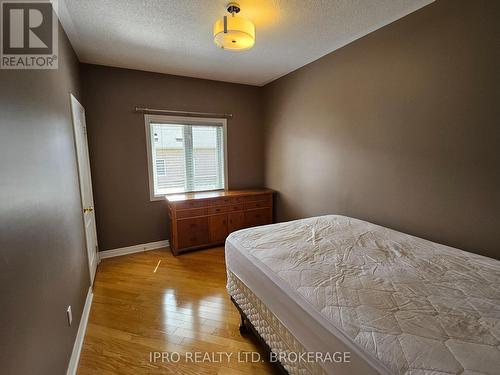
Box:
[161,289,178,306]
[160,289,203,342]
[198,294,225,321]
[158,285,232,348]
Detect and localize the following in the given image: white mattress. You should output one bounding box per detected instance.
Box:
[225,215,500,375]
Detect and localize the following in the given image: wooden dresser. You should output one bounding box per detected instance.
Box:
[166,189,273,255]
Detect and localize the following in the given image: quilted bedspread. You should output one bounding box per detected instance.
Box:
[229,215,500,375]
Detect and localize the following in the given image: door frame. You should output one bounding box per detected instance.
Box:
[70,93,99,284]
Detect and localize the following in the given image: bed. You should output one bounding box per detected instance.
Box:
[225,215,500,375]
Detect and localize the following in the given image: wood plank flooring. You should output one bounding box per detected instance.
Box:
[77,247,278,374]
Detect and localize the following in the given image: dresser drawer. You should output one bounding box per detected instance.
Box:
[176,207,208,219]
[176,217,209,249]
[244,199,271,210]
[244,208,272,228]
[208,205,231,215]
[210,196,235,206]
[175,200,210,210]
[209,203,244,215]
[241,194,272,203]
[209,214,228,243]
[228,212,245,233]
[232,196,247,203]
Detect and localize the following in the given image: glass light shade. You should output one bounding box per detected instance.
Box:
[213,16,255,50]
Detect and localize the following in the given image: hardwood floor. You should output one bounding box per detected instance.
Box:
[77,247,278,374]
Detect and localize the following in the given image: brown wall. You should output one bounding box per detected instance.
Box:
[80,64,264,251]
[0,24,90,375]
[263,0,500,259]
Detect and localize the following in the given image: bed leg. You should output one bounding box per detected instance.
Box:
[230,296,251,335]
[239,314,250,335]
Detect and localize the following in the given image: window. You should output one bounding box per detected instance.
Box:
[145,115,227,199]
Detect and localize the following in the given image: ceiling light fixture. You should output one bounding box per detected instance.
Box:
[213,3,255,51]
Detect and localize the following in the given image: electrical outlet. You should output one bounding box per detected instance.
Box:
[66,306,72,326]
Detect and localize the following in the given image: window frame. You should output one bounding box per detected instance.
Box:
[144,114,228,201]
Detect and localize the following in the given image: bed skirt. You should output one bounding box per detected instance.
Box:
[227,270,327,375]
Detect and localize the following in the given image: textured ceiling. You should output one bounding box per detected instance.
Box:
[58,0,434,86]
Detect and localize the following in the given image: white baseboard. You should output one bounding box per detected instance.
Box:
[66,286,93,375]
[99,239,170,259]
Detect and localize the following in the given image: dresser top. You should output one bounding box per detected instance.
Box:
[165,188,273,203]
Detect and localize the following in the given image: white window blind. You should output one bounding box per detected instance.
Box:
[155,159,166,176]
[146,116,226,197]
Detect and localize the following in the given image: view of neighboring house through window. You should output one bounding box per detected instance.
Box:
[146,115,226,198]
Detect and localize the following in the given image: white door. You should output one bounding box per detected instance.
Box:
[70,94,98,284]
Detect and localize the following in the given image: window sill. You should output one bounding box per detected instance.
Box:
[150,195,167,202]
[150,188,227,202]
